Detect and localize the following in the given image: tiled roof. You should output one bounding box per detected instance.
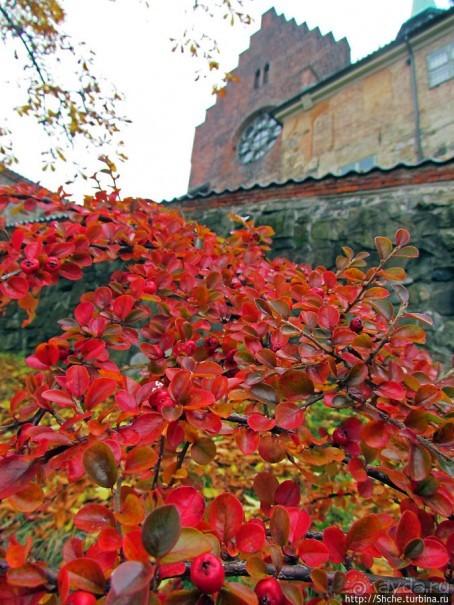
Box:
[0,166,36,186]
[169,157,454,202]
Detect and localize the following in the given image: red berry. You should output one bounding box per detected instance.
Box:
[143,280,157,294]
[254,578,285,605]
[204,336,220,354]
[349,317,363,333]
[190,553,225,594]
[175,340,197,356]
[66,591,97,605]
[333,428,349,446]
[20,258,40,274]
[44,256,61,272]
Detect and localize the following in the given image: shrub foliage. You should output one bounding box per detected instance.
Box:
[0,183,453,604]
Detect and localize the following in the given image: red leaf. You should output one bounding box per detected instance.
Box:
[348,457,368,482]
[258,434,285,463]
[209,493,244,542]
[0,276,29,299]
[123,413,166,445]
[343,570,373,594]
[169,370,191,404]
[414,385,442,407]
[288,508,311,544]
[66,366,90,398]
[7,563,47,588]
[298,539,330,566]
[412,538,449,569]
[41,389,74,407]
[236,522,266,553]
[361,420,392,448]
[60,558,106,594]
[395,229,410,246]
[112,295,135,320]
[115,389,137,412]
[275,402,304,430]
[183,387,216,409]
[274,480,300,507]
[346,514,382,552]
[318,305,340,330]
[124,447,158,474]
[74,302,94,326]
[0,457,37,499]
[165,486,206,527]
[323,526,347,564]
[374,381,405,401]
[60,262,83,280]
[247,413,276,432]
[85,378,117,410]
[234,427,259,455]
[123,530,149,564]
[74,504,116,533]
[30,342,60,368]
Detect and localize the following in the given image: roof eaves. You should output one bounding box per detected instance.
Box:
[167,156,454,203]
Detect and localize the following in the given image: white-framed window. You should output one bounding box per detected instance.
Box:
[427,43,454,88]
[338,155,376,176]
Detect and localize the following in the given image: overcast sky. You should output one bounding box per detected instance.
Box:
[1,0,451,201]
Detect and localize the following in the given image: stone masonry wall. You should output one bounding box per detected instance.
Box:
[172,169,454,364]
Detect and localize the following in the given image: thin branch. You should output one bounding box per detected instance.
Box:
[170,561,454,594]
[0,5,47,86]
[152,436,165,489]
[168,441,190,488]
[0,269,21,282]
[1,558,452,596]
[362,400,452,466]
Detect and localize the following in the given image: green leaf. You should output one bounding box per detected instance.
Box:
[279,369,314,400]
[142,505,181,559]
[161,527,211,563]
[250,382,279,405]
[83,442,117,488]
[437,455,454,478]
[255,298,272,315]
[395,245,419,258]
[403,538,424,559]
[268,299,290,320]
[375,236,393,260]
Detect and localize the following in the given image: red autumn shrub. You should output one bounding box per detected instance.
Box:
[0,184,453,604]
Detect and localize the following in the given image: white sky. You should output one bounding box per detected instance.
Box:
[1,0,451,201]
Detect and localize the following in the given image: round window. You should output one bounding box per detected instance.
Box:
[237,114,281,164]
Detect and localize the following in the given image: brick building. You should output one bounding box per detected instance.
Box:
[188,2,454,194]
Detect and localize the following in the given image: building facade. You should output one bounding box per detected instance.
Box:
[188,8,351,194]
[188,4,454,194]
